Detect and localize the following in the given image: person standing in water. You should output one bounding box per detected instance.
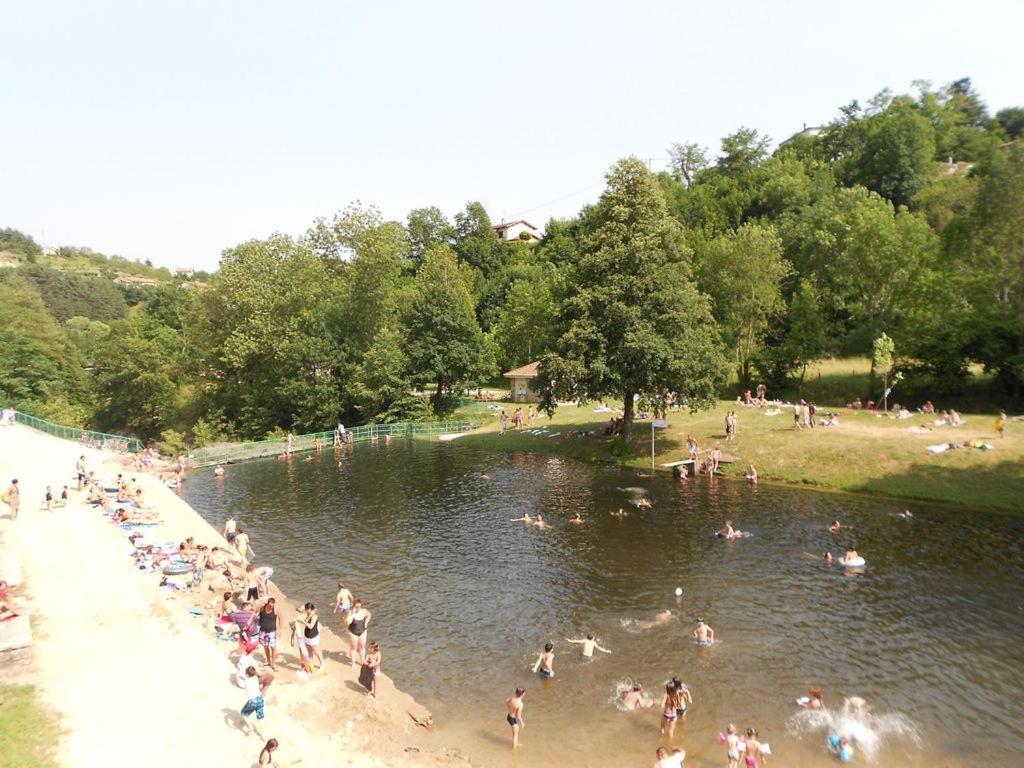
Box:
[716,520,736,539]
[725,723,741,768]
[333,580,353,622]
[347,598,371,667]
[532,642,555,678]
[670,676,693,720]
[743,727,765,767]
[694,618,715,646]
[565,633,612,657]
[505,687,526,748]
[660,682,680,739]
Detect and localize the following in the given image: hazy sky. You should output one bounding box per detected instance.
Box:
[2,0,1020,270]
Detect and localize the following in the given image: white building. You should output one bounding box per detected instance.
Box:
[493,220,542,244]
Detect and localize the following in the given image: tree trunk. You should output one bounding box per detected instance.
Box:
[432,380,444,410]
[621,391,635,441]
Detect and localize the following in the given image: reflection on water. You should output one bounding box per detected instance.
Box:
[184,442,1024,767]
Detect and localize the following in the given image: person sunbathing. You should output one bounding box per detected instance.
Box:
[0,580,19,622]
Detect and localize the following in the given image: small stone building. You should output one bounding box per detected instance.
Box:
[503,361,541,403]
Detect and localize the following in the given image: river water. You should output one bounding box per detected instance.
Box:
[182,441,1024,767]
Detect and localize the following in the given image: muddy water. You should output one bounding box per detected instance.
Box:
[183,442,1024,767]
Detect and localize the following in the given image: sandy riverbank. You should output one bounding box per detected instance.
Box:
[0,424,470,768]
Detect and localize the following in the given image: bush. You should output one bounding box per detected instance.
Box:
[158,428,188,457]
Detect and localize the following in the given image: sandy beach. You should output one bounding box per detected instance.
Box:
[0,424,470,768]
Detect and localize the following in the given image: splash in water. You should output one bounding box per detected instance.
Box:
[787,696,920,762]
[611,679,654,711]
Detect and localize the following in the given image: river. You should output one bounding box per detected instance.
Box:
[182,440,1024,767]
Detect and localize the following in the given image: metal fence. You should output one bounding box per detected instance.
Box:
[189,420,475,467]
[11,410,142,453]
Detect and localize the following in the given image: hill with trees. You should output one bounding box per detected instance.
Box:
[0,77,1021,449]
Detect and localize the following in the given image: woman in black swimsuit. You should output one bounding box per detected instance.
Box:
[346,598,372,668]
[294,602,322,669]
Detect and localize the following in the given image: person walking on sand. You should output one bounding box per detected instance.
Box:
[234,527,251,563]
[3,479,19,520]
[565,633,612,658]
[364,642,382,698]
[258,738,279,767]
[241,665,274,734]
[257,598,282,670]
[506,687,526,748]
[347,598,372,667]
[294,602,323,669]
[694,617,715,646]
[532,642,555,678]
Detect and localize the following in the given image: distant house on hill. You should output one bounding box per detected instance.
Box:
[493,220,542,244]
[780,123,825,146]
[174,267,195,279]
[113,273,159,287]
[504,361,541,403]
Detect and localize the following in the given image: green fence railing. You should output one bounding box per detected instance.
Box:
[189,420,476,467]
[12,410,143,453]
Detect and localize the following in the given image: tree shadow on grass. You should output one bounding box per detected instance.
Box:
[850,456,1024,513]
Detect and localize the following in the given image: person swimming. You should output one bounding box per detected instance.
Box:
[565,633,611,657]
[570,512,584,524]
[532,514,552,530]
[839,545,862,565]
[716,520,736,539]
[532,642,555,677]
[619,681,652,710]
[633,610,674,630]
[800,686,824,709]
[636,497,653,509]
[829,520,844,534]
[694,618,715,646]
[612,508,629,518]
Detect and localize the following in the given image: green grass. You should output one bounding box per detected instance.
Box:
[454,398,1024,514]
[0,684,61,768]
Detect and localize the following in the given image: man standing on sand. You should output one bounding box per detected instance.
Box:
[565,633,612,658]
[505,687,526,748]
[3,479,19,520]
[75,455,87,490]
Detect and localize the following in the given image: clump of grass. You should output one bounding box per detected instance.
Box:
[0,683,61,768]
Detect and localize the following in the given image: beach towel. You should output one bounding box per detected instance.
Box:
[927,443,952,454]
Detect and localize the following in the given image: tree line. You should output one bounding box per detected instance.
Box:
[0,78,1021,446]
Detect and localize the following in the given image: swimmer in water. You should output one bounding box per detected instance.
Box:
[894,509,914,519]
[505,687,526,748]
[612,508,629,518]
[532,514,551,530]
[828,520,844,534]
[694,618,715,646]
[840,544,861,565]
[480,473,492,480]
[725,723,741,768]
[570,512,584,524]
[716,520,736,539]
[214,464,225,477]
[532,642,555,678]
[653,746,686,768]
[829,734,854,762]
[565,633,611,657]
[634,610,674,630]
[801,686,824,709]
[636,497,652,509]
[745,464,757,483]
[620,681,652,710]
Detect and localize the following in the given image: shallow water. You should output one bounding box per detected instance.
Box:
[183,442,1024,767]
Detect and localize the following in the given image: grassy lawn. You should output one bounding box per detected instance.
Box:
[454,398,1024,515]
[0,684,61,768]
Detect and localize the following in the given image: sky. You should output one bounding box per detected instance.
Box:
[2,0,1021,271]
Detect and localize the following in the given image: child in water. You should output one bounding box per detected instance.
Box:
[532,642,554,677]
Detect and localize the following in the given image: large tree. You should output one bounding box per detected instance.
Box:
[400,245,490,409]
[538,158,727,440]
